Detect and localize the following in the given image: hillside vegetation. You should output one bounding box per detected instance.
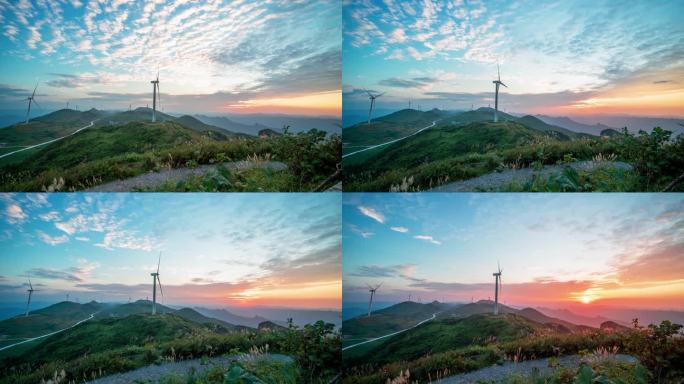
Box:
[0,302,340,384]
[343,109,684,192]
[342,301,684,384]
[0,110,341,192]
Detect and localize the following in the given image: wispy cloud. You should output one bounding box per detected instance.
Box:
[390,226,409,233]
[358,206,385,224]
[414,234,441,245]
[36,230,68,246]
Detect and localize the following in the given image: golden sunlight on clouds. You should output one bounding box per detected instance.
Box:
[225,91,341,116]
[228,280,341,309]
[570,280,684,306]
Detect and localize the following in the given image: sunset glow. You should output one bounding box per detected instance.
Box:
[0,193,342,310]
[343,193,684,311]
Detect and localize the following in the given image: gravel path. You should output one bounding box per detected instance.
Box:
[85,161,287,191]
[87,353,293,384]
[428,161,633,192]
[441,354,637,383]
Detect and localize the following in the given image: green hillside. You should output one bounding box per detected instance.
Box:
[0,108,104,146]
[347,120,547,171]
[343,109,446,149]
[516,115,587,140]
[174,115,248,139]
[350,313,544,365]
[0,301,105,346]
[12,313,209,364]
[343,301,446,340]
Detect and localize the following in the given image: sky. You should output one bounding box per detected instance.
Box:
[343,0,684,117]
[0,193,341,309]
[0,0,341,116]
[343,193,684,312]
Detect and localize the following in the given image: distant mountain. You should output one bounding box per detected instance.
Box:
[223,306,342,328]
[535,115,618,135]
[516,115,590,141]
[193,115,273,136]
[535,307,618,328]
[537,114,684,136]
[193,307,276,328]
[600,320,632,333]
[223,113,341,135]
[258,320,288,332]
[196,114,342,136]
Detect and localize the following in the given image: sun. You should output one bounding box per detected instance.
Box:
[580,295,593,304]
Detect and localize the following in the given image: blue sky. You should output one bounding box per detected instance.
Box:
[0,193,341,309]
[0,0,341,115]
[343,0,684,116]
[343,193,684,310]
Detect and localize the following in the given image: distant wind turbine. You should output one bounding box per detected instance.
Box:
[150,72,160,122]
[150,252,164,314]
[366,90,385,124]
[492,64,507,122]
[24,83,39,124]
[493,261,502,315]
[366,282,382,317]
[25,276,36,316]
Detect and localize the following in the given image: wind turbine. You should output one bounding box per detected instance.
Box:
[366,282,382,317]
[150,71,160,122]
[24,83,39,124]
[493,261,502,315]
[25,276,36,316]
[366,90,385,124]
[492,64,507,122]
[150,252,164,315]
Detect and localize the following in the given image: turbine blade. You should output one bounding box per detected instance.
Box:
[497,64,500,82]
[365,89,373,97]
[32,83,38,98]
[157,276,164,299]
[157,252,161,274]
[376,282,383,290]
[376,92,386,98]
[28,277,32,290]
[500,82,508,88]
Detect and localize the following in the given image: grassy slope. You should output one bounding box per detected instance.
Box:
[343,109,446,148]
[346,121,547,172]
[343,301,446,340]
[11,314,210,365]
[0,109,102,146]
[350,313,544,365]
[0,301,104,342]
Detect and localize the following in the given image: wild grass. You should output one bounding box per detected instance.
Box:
[0,125,341,192]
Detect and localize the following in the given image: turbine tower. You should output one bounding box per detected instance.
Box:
[25,277,35,316]
[150,252,164,314]
[366,90,385,124]
[150,72,160,122]
[24,83,39,124]
[493,261,502,315]
[492,64,507,122]
[366,282,382,317]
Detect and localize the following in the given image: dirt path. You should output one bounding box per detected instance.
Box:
[87,353,293,384]
[85,161,287,191]
[440,354,637,383]
[428,161,633,192]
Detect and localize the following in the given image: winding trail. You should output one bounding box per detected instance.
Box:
[343,313,437,351]
[343,120,438,158]
[87,354,293,384]
[428,161,633,192]
[84,161,288,191]
[0,120,96,159]
[440,354,638,383]
[0,313,95,352]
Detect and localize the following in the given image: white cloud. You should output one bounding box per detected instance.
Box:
[388,28,407,43]
[358,206,385,224]
[391,226,409,233]
[5,203,27,224]
[37,230,69,246]
[414,234,441,245]
[75,236,90,241]
[39,211,60,222]
[96,229,154,251]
